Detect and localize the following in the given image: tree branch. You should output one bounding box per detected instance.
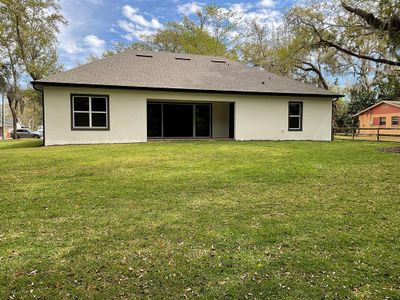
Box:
[341,1,388,30]
[319,38,400,66]
[341,1,400,45]
[301,20,400,66]
[295,61,329,90]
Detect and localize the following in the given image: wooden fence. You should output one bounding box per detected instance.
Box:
[334,127,400,142]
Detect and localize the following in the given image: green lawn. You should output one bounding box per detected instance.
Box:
[0,140,399,299]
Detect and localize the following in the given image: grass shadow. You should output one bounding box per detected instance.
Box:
[0,139,43,150]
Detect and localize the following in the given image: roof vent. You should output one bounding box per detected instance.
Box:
[136,54,153,58]
[175,57,191,61]
[211,59,226,64]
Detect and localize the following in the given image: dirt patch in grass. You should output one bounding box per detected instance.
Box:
[378,147,400,153]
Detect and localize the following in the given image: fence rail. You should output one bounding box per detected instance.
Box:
[334,127,400,142]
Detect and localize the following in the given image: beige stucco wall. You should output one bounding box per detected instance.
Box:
[235,96,332,140]
[212,102,230,138]
[43,86,333,145]
[44,87,147,145]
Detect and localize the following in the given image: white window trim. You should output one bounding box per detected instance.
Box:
[288,102,303,131]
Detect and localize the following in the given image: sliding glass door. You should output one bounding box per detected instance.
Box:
[164,104,194,137]
[147,103,211,138]
[147,103,162,137]
[195,105,211,137]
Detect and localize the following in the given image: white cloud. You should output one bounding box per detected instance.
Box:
[228,3,253,17]
[259,0,275,8]
[83,35,106,55]
[118,5,163,41]
[58,32,105,61]
[227,2,281,28]
[122,5,162,29]
[60,35,83,55]
[117,20,157,41]
[57,0,109,67]
[214,1,282,47]
[85,0,103,3]
[177,1,203,15]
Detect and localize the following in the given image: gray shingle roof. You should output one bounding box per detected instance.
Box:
[34,50,342,97]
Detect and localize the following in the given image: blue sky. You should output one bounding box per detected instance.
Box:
[58,0,300,68]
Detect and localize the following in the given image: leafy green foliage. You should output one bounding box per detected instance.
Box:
[0,0,65,135]
[347,75,400,119]
[90,5,239,62]
[286,0,400,67]
[0,0,66,80]
[145,19,233,57]
[347,86,378,117]
[241,8,348,90]
[375,75,400,100]
[333,99,353,128]
[144,5,239,59]
[18,88,43,130]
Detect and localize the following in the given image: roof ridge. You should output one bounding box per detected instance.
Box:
[125,48,230,60]
[38,49,232,82]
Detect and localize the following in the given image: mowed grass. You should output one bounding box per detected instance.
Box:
[0,140,399,299]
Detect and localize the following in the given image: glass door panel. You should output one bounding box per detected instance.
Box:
[163,104,194,137]
[147,103,162,137]
[195,104,211,137]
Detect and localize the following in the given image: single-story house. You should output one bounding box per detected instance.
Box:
[32,50,342,146]
[355,100,400,134]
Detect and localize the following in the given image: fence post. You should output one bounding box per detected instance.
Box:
[377,128,380,142]
[352,128,355,140]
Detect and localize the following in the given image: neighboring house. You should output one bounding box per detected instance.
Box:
[32,50,342,146]
[355,101,400,135]
[0,120,13,139]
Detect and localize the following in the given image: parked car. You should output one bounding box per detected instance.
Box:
[12,128,41,139]
[34,128,44,138]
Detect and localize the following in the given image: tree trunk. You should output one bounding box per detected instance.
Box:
[7,95,19,139]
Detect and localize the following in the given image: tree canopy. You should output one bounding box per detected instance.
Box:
[0,0,66,137]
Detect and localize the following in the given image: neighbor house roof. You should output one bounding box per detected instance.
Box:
[33,50,342,98]
[354,100,400,116]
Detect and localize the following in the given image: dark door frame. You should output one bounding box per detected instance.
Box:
[229,102,235,139]
[147,102,213,139]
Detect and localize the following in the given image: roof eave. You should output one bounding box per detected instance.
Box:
[31,81,344,98]
[353,100,400,117]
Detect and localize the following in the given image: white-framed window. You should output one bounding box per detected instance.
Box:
[71,94,109,130]
[288,102,303,131]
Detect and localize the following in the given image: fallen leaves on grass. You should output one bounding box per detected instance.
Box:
[378,147,400,153]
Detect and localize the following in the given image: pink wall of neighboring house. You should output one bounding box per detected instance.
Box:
[358,102,400,135]
[0,125,13,138]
